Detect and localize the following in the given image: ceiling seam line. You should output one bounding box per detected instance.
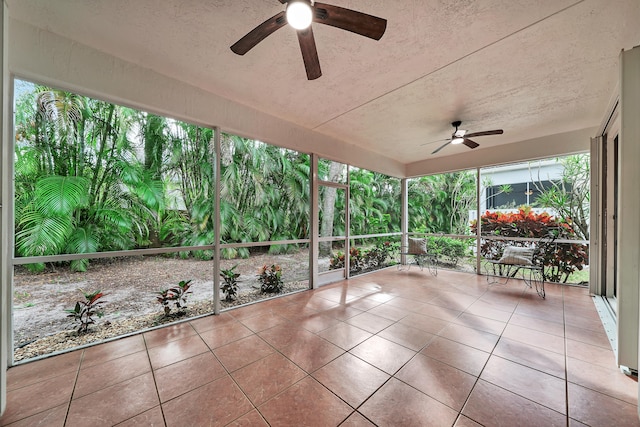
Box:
[311,0,586,131]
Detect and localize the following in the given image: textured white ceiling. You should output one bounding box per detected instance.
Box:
[7,0,640,164]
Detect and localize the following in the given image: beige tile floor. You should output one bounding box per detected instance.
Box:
[1,268,639,426]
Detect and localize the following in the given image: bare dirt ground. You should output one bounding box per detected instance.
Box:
[12,250,316,360]
[11,249,480,362]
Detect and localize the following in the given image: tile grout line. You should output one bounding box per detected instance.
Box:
[471,284,573,422]
[447,283,512,426]
[345,279,489,424]
[563,284,570,427]
[193,321,264,424]
[142,332,168,427]
[62,348,85,427]
[199,315,343,426]
[262,281,426,425]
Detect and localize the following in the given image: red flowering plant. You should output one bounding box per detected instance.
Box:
[65,289,107,333]
[349,247,365,273]
[257,264,283,293]
[329,252,346,269]
[364,241,396,267]
[329,241,398,274]
[471,207,588,283]
[156,280,193,316]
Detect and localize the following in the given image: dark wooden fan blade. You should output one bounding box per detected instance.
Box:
[313,2,387,40]
[230,11,287,55]
[297,27,322,80]
[432,140,452,154]
[465,129,503,138]
[462,138,480,149]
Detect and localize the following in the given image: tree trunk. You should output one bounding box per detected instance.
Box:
[319,162,343,256]
[143,114,165,180]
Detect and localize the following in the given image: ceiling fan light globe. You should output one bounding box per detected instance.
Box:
[287,1,313,30]
[451,137,464,144]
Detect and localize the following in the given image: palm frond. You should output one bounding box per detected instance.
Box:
[16,208,72,256]
[34,175,89,216]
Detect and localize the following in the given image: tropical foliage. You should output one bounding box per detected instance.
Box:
[472,208,588,283]
[64,289,106,333]
[426,236,471,267]
[408,171,476,235]
[15,87,160,271]
[12,82,447,270]
[13,81,587,283]
[13,83,315,268]
[257,264,284,293]
[349,169,401,236]
[156,280,193,316]
[329,241,398,274]
[533,154,590,240]
[220,265,240,301]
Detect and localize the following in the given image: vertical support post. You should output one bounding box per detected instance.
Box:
[310,154,319,289]
[345,166,350,279]
[401,178,408,265]
[213,127,221,314]
[476,168,482,275]
[0,0,9,414]
[589,135,602,296]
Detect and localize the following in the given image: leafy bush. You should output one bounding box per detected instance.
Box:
[329,252,346,270]
[348,247,365,273]
[220,265,240,301]
[65,289,106,333]
[257,264,283,293]
[364,241,396,267]
[471,207,588,283]
[156,280,193,316]
[427,236,470,266]
[329,241,398,274]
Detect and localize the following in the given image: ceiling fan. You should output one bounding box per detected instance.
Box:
[428,121,504,154]
[230,0,387,80]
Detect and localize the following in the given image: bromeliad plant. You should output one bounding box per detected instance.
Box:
[65,289,107,333]
[220,265,240,301]
[156,279,193,316]
[257,264,283,293]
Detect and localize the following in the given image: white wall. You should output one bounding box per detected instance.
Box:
[481,161,564,186]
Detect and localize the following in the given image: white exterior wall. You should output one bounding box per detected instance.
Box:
[478,160,566,213]
[481,161,564,186]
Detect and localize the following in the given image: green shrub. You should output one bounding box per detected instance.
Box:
[220,265,240,301]
[427,236,470,266]
[329,241,398,274]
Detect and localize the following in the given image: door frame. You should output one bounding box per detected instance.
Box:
[1,1,9,415]
[617,46,640,373]
[315,180,349,287]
